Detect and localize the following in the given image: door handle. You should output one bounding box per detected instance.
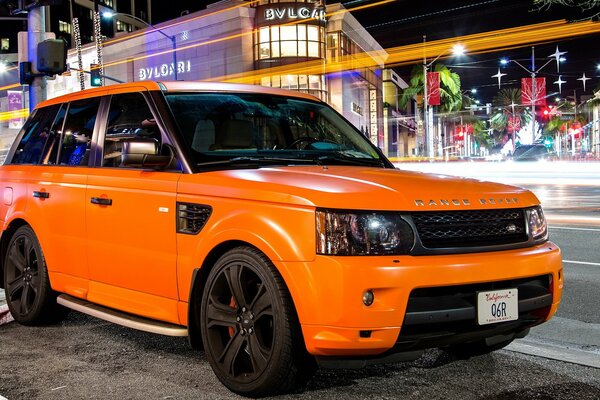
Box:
[33,191,50,199]
[90,197,112,206]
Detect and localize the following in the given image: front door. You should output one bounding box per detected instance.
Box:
[85,92,181,323]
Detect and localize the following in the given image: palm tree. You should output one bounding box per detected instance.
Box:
[398,63,464,112]
[489,88,532,150]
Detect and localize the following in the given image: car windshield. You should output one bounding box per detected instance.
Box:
[164,92,386,171]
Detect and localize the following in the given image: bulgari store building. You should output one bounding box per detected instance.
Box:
[43,0,417,156]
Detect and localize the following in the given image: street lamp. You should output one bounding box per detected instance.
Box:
[422,36,466,158]
[102,11,179,81]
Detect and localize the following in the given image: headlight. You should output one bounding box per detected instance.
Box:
[316,209,414,255]
[527,206,548,242]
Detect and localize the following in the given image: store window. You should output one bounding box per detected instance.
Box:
[255,24,324,60]
[261,74,327,101]
[59,20,72,34]
[116,20,133,33]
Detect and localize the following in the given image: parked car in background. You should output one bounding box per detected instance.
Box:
[511,144,557,161]
[0,81,562,397]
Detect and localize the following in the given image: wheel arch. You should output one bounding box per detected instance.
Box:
[0,218,30,289]
[186,240,303,351]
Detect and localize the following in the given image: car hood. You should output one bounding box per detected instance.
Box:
[178,166,539,211]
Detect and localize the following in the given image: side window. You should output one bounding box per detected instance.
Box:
[58,98,101,166]
[42,104,67,165]
[11,105,60,165]
[103,93,161,168]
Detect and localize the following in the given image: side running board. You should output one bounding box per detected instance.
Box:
[57,294,188,337]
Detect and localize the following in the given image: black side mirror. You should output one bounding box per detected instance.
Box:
[121,138,173,169]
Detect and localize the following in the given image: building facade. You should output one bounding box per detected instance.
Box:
[2,0,421,158]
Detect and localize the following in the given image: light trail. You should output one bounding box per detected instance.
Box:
[216,19,600,84]
[546,215,600,225]
[563,260,600,267]
[550,226,600,232]
[0,108,28,122]
[0,83,20,92]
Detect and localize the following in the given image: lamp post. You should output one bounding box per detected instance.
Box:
[500,46,563,144]
[422,36,465,159]
[102,11,178,81]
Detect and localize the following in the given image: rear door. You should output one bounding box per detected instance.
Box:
[4,97,103,297]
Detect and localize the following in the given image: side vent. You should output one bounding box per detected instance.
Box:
[177,202,212,235]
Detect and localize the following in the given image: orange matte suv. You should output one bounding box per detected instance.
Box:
[0,82,562,396]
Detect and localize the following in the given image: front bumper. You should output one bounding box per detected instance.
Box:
[277,242,562,357]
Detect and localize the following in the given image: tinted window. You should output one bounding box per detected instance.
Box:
[103,93,161,168]
[42,104,67,165]
[165,93,384,172]
[58,98,101,166]
[11,105,60,164]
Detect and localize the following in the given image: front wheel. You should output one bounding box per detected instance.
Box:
[200,247,315,397]
[3,225,68,325]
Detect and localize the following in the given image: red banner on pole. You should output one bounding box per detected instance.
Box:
[507,115,521,133]
[427,72,441,106]
[521,77,546,106]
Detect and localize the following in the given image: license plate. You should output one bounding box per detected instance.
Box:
[477,288,518,325]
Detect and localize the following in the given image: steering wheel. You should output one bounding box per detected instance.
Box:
[286,136,319,149]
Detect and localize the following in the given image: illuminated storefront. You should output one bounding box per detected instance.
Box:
[38,0,398,152]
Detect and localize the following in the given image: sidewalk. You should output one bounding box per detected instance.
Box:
[0,290,13,326]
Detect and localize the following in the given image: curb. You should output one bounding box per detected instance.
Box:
[506,339,600,369]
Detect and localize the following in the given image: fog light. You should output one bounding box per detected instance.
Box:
[362,290,374,306]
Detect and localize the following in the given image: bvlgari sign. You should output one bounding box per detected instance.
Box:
[138,60,191,80]
[257,4,326,25]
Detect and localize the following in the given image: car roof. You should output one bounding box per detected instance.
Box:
[36,81,321,109]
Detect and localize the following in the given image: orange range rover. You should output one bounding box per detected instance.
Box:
[0,82,562,397]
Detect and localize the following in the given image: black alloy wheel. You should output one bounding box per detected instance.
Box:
[200,246,315,397]
[4,225,67,325]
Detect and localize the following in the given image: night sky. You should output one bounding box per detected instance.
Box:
[153,0,600,105]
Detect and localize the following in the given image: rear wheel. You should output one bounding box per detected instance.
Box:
[200,246,315,397]
[3,225,68,325]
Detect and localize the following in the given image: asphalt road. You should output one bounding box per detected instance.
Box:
[1,161,600,399]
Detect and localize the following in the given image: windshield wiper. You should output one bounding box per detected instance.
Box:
[196,156,315,168]
[315,153,386,167]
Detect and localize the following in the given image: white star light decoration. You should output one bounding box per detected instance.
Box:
[578,73,591,91]
[492,68,507,88]
[554,75,566,93]
[548,46,567,72]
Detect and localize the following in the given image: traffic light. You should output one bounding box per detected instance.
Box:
[90,64,102,87]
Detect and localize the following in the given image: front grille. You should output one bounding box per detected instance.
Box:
[411,208,528,248]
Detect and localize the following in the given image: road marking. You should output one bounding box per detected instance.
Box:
[563,260,600,266]
[550,226,600,232]
[0,395,8,400]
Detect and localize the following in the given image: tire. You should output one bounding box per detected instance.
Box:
[200,246,316,397]
[3,225,68,325]
[444,338,514,360]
